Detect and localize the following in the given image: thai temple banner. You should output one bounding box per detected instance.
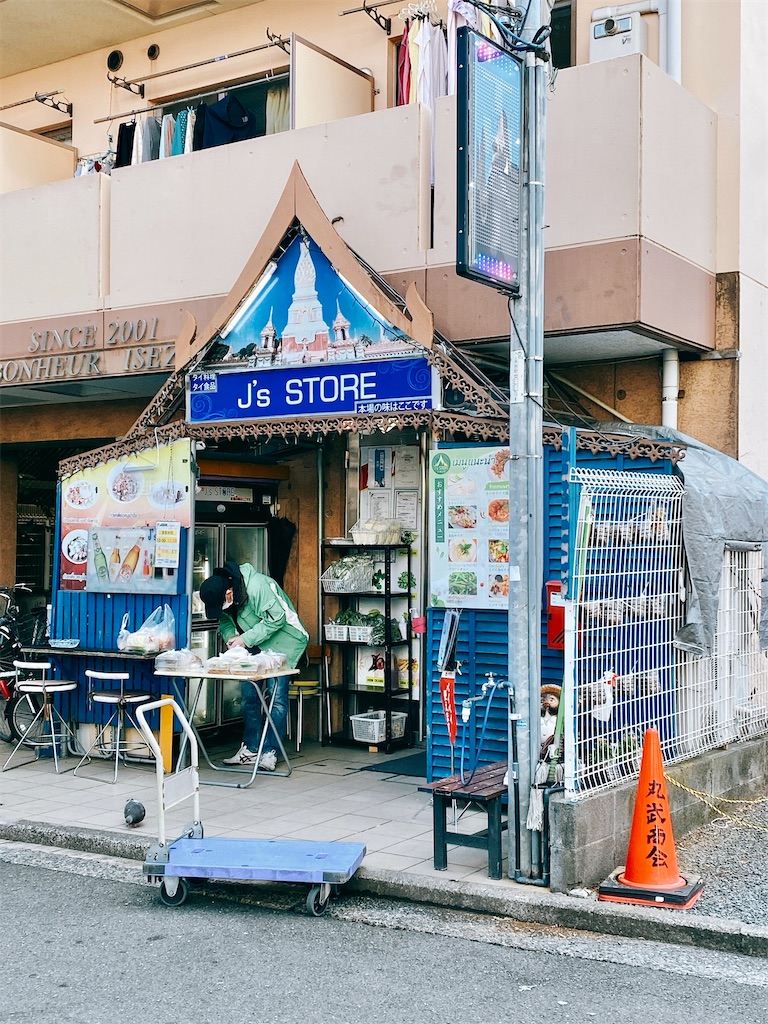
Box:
[187,232,434,421]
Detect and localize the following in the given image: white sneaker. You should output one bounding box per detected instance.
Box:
[258,750,277,772]
[223,743,258,765]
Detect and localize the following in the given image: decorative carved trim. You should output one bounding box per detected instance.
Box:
[575,430,686,465]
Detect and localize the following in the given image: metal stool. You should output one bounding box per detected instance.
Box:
[286,681,323,752]
[2,660,77,773]
[73,669,153,783]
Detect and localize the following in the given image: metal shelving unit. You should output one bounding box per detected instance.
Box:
[321,541,415,753]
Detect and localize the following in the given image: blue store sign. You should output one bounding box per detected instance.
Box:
[187,357,433,422]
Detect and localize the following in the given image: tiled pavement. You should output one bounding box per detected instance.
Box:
[0,735,514,887]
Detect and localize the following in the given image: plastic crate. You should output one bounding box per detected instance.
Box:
[324,623,349,642]
[348,625,374,644]
[349,710,408,744]
[320,560,374,593]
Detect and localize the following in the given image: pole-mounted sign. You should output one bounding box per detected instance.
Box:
[456,27,524,295]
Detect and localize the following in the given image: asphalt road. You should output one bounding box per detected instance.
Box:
[1,847,766,1024]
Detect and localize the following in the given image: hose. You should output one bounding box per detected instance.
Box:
[459,682,498,785]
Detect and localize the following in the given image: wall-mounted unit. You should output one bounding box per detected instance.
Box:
[589,13,649,63]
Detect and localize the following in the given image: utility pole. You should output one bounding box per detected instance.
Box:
[505,0,549,879]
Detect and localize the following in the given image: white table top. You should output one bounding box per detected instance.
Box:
[154,667,300,682]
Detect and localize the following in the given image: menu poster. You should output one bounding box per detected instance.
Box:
[59,438,191,592]
[429,445,511,609]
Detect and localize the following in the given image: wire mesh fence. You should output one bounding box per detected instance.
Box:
[563,470,768,797]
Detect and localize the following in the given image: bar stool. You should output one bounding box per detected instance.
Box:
[286,680,323,752]
[73,669,153,783]
[2,660,77,773]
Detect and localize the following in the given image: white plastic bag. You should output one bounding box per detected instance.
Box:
[122,604,176,654]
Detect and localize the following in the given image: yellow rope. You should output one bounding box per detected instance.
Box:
[667,775,768,833]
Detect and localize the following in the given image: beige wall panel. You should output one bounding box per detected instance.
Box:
[545,57,642,248]
[737,274,768,478]
[0,124,76,194]
[107,105,426,308]
[291,36,373,131]
[429,95,456,268]
[682,0,740,273]
[639,59,716,272]
[0,174,104,322]
[639,242,715,347]
[739,7,768,289]
[544,240,640,333]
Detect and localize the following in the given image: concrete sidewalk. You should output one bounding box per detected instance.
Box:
[1,737,766,959]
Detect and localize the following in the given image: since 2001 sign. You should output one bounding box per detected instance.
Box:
[187,357,433,423]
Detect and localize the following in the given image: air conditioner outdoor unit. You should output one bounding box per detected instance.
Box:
[589,13,649,63]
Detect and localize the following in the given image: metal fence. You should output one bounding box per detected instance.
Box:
[563,469,768,797]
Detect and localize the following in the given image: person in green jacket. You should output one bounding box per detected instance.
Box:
[199,561,309,769]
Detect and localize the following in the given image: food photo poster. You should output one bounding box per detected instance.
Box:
[59,439,191,593]
[428,445,512,609]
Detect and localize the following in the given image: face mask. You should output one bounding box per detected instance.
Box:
[222,598,233,610]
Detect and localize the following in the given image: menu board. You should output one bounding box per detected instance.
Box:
[59,439,192,593]
[429,445,511,609]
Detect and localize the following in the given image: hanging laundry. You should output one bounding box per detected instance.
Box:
[266,82,289,135]
[114,121,135,168]
[141,115,161,162]
[184,107,197,153]
[447,0,502,95]
[170,108,189,157]
[397,20,411,107]
[196,93,261,150]
[159,112,176,159]
[130,115,143,164]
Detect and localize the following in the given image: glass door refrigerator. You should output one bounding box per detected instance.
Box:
[190,523,268,733]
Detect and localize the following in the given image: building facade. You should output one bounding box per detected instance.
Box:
[1,0,766,594]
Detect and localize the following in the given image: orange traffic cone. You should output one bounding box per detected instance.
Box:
[598,728,704,909]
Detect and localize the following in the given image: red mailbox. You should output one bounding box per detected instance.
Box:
[545,580,565,650]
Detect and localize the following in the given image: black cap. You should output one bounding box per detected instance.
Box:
[199,569,234,620]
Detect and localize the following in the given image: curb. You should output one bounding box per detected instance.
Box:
[2,818,766,959]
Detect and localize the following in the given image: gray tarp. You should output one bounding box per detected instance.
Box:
[602,425,768,656]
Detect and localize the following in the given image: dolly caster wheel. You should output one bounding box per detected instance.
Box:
[159,877,189,907]
[306,883,331,916]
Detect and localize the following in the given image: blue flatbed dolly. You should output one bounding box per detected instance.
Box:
[136,698,366,915]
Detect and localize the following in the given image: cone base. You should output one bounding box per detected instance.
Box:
[598,867,704,910]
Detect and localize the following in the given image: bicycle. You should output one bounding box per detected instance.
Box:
[0,586,49,744]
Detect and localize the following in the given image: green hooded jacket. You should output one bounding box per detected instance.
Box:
[219,563,309,669]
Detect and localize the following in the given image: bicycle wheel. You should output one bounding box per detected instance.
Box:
[0,692,12,743]
[10,692,45,746]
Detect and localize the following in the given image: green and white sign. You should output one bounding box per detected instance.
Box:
[428,446,512,609]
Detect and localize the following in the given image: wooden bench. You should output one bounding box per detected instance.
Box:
[418,760,508,880]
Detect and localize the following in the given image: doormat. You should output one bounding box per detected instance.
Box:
[361,751,427,777]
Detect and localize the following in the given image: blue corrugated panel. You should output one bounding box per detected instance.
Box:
[48,536,190,728]
[426,609,509,781]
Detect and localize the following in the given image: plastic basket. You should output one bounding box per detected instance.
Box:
[350,519,403,545]
[320,560,374,593]
[348,625,375,644]
[350,710,408,744]
[324,623,349,642]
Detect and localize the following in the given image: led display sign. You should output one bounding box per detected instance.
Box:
[456,28,523,295]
